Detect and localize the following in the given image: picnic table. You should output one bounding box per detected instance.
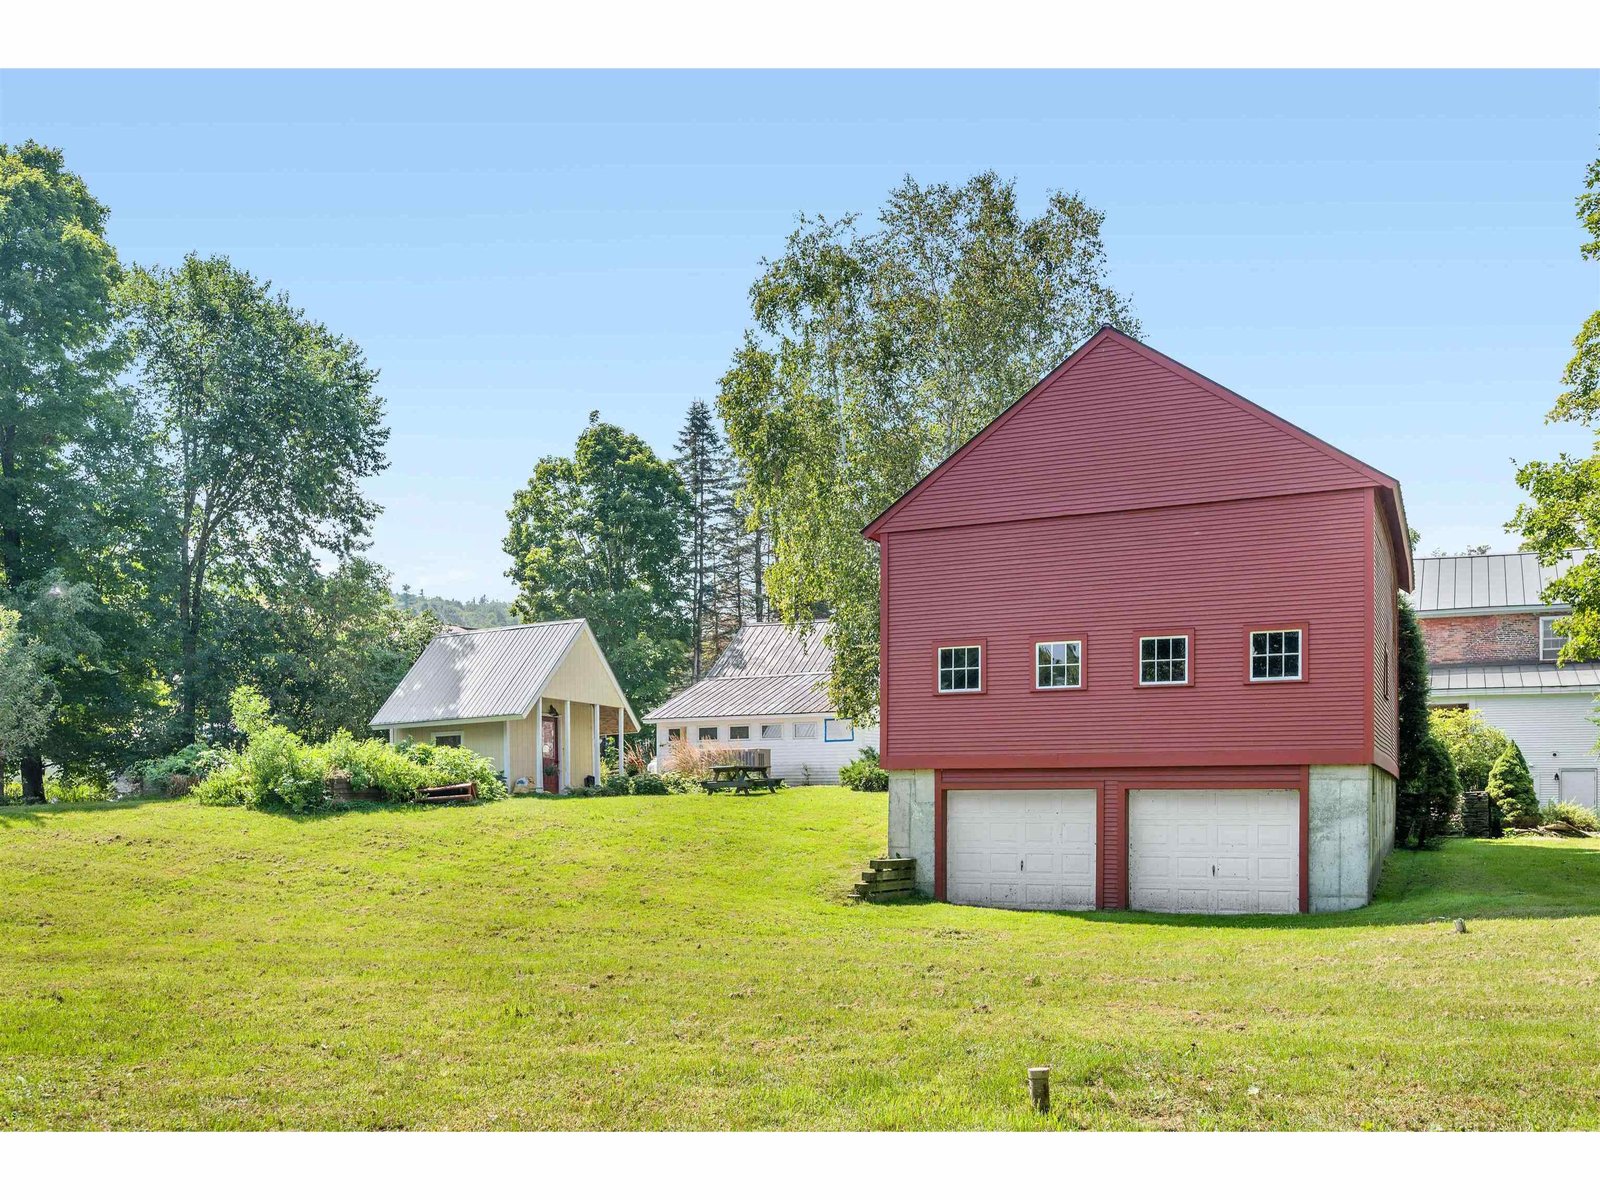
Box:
[703,762,785,795]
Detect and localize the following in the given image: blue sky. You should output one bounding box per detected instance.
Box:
[2,69,1596,599]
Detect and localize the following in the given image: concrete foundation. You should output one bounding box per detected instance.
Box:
[1308,764,1396,912]
[887,769,936,895]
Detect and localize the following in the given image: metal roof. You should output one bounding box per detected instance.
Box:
[1429,661,1600,696]
[1407,551,1581,614]
[644,621,836,721]
[371,620,585,726]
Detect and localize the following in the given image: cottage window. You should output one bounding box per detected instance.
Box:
[793,721,819,739]
[760,723,784,740]
[697,726,719,741]
[729,725,750,741]
[1138,635,1189,685]
[1036,641,1083,689]
[667,727,685,742]
[433,733,463,748]
[938,645,982,693]
[1541,615,1569,662]
[824,717,854,742]
[1249,629,1302,681]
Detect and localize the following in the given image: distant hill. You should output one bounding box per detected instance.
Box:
[394,590,516,630]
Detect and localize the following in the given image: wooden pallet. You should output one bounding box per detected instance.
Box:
[852,857,918,901]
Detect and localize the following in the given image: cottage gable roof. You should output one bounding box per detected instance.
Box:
[371,619,636,728]
[644,621,835,722]
[863,326,1412,590]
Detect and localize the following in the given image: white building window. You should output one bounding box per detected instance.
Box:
[1036,641,1083,689]
[938,645,982,693]
[697,726,719,741]
[729,725,750,741]
[824,718,854,742]
[1249,629,1303,681]
[1139,635,1189,685]
[760,723,784,740]
[793,721,819,739]
[1541,615,1569,662]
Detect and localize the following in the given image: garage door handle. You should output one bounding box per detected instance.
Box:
[1211,864,1217,876]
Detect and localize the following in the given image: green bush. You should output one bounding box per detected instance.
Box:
[2,777,114,805]
[130,742,230,795]
[1400,733,1460,847]
[1486,741,1540,828]
[1429,708,1510,793]
[1541,801,1600,832]
[191,686,507,812]
[627,773,670,796]
[839,746,888,792]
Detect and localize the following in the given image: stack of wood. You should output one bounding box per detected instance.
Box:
[1459,791,1501,838]
[852,857,917,901]
[416,781,478,804]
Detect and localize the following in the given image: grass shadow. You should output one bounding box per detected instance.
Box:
[0,793,182,825]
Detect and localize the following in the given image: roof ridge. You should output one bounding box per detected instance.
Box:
[431,618,584,638]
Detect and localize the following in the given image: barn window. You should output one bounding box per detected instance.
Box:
[697,726,719,741]
[1541,615,1569,662]
[760,723,784,740]
[729,725,750,741]
[793,721,819,739]
[824,717,854,742]
[1138,635,1188,685]
[938,645,982,693]
[1249,629,1303,681]
[1036,641,1083,689]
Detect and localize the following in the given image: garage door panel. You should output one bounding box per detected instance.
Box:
[948,789,1098,911]
[1129,788,1301,916]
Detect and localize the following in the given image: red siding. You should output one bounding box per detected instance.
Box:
[880,488,1374,770]
[871,335,1378,538]
[1372,493,1399,776]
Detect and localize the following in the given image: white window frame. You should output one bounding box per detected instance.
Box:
[793,721,819,739]
[1035,640,1083,689]
[1138,635,1190,687]
[760,723,784,740]
[697,726,719,741]
[1248,628,1304,682]
[728,725,750,741]
[1541,615,1569,662]
[937,644,983,693]
[824,717,855,742]
[432,731,464,748]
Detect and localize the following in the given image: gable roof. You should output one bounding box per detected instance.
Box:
[643,620,836,722]
[371,619,636,728]
[862,326,1412,590]
[1408,551,1580,615]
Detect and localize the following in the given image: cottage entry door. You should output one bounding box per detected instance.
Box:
[541,714,560,790]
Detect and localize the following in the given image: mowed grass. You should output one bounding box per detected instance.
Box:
[2,787,1598,1130]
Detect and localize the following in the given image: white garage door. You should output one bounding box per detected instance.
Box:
[1129,789,1299,915]
[947,789,1097,910]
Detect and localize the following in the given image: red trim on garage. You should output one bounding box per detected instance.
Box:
[1299,764,1311,914]
[938,764,1309,912]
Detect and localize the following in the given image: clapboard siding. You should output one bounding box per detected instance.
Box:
[1373,493,1399,776]
[657,714,879,785]
[880,488,1374,768]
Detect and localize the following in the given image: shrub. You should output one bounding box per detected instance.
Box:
[621,740,652,776]
[839,746,888,792]
[1399,733,1459,847]
[2,777,113,805]
[1541,801,1600,832]
[130,742,230,795]
[1429,708,1510,793]
[1486,741,1540,828]
[663,739,742,777]
[627,773,669,796]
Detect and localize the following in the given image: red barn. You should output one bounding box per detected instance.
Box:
[865,327,1411,914]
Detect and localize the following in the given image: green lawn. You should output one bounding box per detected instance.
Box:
[2,787,1597,1130]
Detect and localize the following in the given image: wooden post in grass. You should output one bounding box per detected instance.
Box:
[1028,1066,1050,1114]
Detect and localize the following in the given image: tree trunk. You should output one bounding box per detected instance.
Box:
[20,755,46,803]
[0,423,20,588]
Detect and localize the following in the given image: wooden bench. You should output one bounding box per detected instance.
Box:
[416,781,478,804]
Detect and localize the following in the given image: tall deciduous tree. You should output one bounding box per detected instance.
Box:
[0,605,55,775]
[1508,148,1600,656]
[122,255,390,742]
[719,173,1139,720]
[504,412,691,713]
[0,141,128,797]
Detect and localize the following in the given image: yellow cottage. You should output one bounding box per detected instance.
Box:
[371,619,638,792]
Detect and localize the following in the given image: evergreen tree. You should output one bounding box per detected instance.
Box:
[1486,741,1539,828]
[672,399,732,679]
[1395,596,1437,847]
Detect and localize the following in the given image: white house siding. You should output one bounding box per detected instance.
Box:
[656,713,879,785]
[1451,691,1600,805]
